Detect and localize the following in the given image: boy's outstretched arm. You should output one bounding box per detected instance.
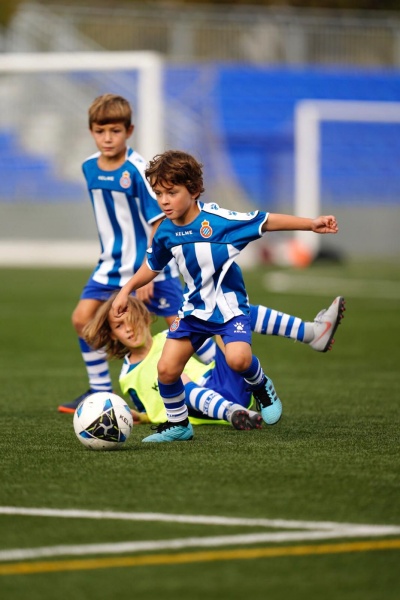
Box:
[112,263,158,317]
[262,214,338,234]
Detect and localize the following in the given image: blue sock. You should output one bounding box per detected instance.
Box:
[195,338,217,364]
[158,379,188,423]
[185,382,231,420]
[239,355,265,390]
[250,304,311,342]
[78,337,112,392]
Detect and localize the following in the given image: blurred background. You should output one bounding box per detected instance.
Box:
[0,0,399,266]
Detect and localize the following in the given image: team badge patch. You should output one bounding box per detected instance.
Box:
[120,170,131,189]
[170,317,181,332]
[200,219,213,238]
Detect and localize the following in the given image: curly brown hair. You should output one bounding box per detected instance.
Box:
[83,292,155,360]
[145,150,204,198]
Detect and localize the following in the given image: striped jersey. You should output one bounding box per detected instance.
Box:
[82,147,179,286]
[146,202,268,323]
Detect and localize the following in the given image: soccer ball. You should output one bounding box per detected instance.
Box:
[73,392,133,450]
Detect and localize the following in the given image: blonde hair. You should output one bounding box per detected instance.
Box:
[88,94,132,130]
[83,293,155,360]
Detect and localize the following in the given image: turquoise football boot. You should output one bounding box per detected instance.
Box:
[252,376,282,425]
[143,419,194,442]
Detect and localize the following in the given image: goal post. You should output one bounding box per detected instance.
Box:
[294,99,400,258]
[0,51,164,163]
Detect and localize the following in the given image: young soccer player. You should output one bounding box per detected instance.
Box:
[112,150,341,443]
[58,94,184,413]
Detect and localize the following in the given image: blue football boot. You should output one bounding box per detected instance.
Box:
[58,389,94,414]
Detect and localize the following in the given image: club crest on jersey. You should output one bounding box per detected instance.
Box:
[200,219,213,238]
[120,170,131,189]
[170,317,181,332]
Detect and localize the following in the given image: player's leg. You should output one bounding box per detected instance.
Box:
[228,346,282,427]
[142,337,195,443]
[186,344,262,430]
[58,297,113,414]
[185,383,261,430]
[249,296,345,352]
[58,278,117,414]
[222,317,282,426]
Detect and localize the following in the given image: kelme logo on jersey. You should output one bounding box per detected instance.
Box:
[200,220,213,238]
[158,297,171,310]
[120,170,131,189]
[170,317,181,332]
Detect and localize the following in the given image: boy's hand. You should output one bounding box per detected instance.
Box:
[112,290,129,317]
[135,281,154,304]
[311,215,338,234]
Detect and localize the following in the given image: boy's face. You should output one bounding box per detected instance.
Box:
[152,181,199,225]
[90,122,133,162]
[108,310,147,350]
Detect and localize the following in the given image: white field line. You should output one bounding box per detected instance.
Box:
[0,506,399,563]
[1,529,400,563]
[264,272,400,300]
[1,506,398,533]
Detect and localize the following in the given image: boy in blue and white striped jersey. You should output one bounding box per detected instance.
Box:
[112,150,340,443]
[59,94,185,413]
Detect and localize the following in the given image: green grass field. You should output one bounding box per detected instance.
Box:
[1,261,399,600]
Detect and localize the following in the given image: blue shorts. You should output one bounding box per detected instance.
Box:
[167,314,252,351]
[202,345,252,408]
[80,276,183,318]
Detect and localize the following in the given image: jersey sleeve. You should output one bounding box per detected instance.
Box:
[146,234,174,272]
[131,164,164,225]
[226,210,268,249]
[201,203,268,250]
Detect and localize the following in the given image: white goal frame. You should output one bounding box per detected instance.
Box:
[0,51,164,161]
[294,100,400,257]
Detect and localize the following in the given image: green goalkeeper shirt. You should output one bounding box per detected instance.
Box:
[119,331,214,424]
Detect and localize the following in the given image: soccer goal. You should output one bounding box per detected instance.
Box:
[0,51,164,193]
[294,99,400,258]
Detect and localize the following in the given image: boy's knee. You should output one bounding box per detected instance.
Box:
[71,307,88,335]
[226,354,252,373]
[157,358,180,384]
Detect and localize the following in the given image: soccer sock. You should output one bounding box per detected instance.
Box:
[239,355,265,390]
[249,304,314,343]
[78,337,112,393]
[158,379,188,423]
[195,338,217,364]
[185,382,235,421]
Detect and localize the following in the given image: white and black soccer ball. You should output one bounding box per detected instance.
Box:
[73,392,133,450]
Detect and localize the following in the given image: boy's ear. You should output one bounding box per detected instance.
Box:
[127,124,134,137]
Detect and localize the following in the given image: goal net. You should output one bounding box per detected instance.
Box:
[0,51,163,196]
[294,99,400,259]
[0,51,256,267]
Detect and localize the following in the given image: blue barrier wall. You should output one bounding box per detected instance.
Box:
[1,66,400,210]
[166,66,400,210]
